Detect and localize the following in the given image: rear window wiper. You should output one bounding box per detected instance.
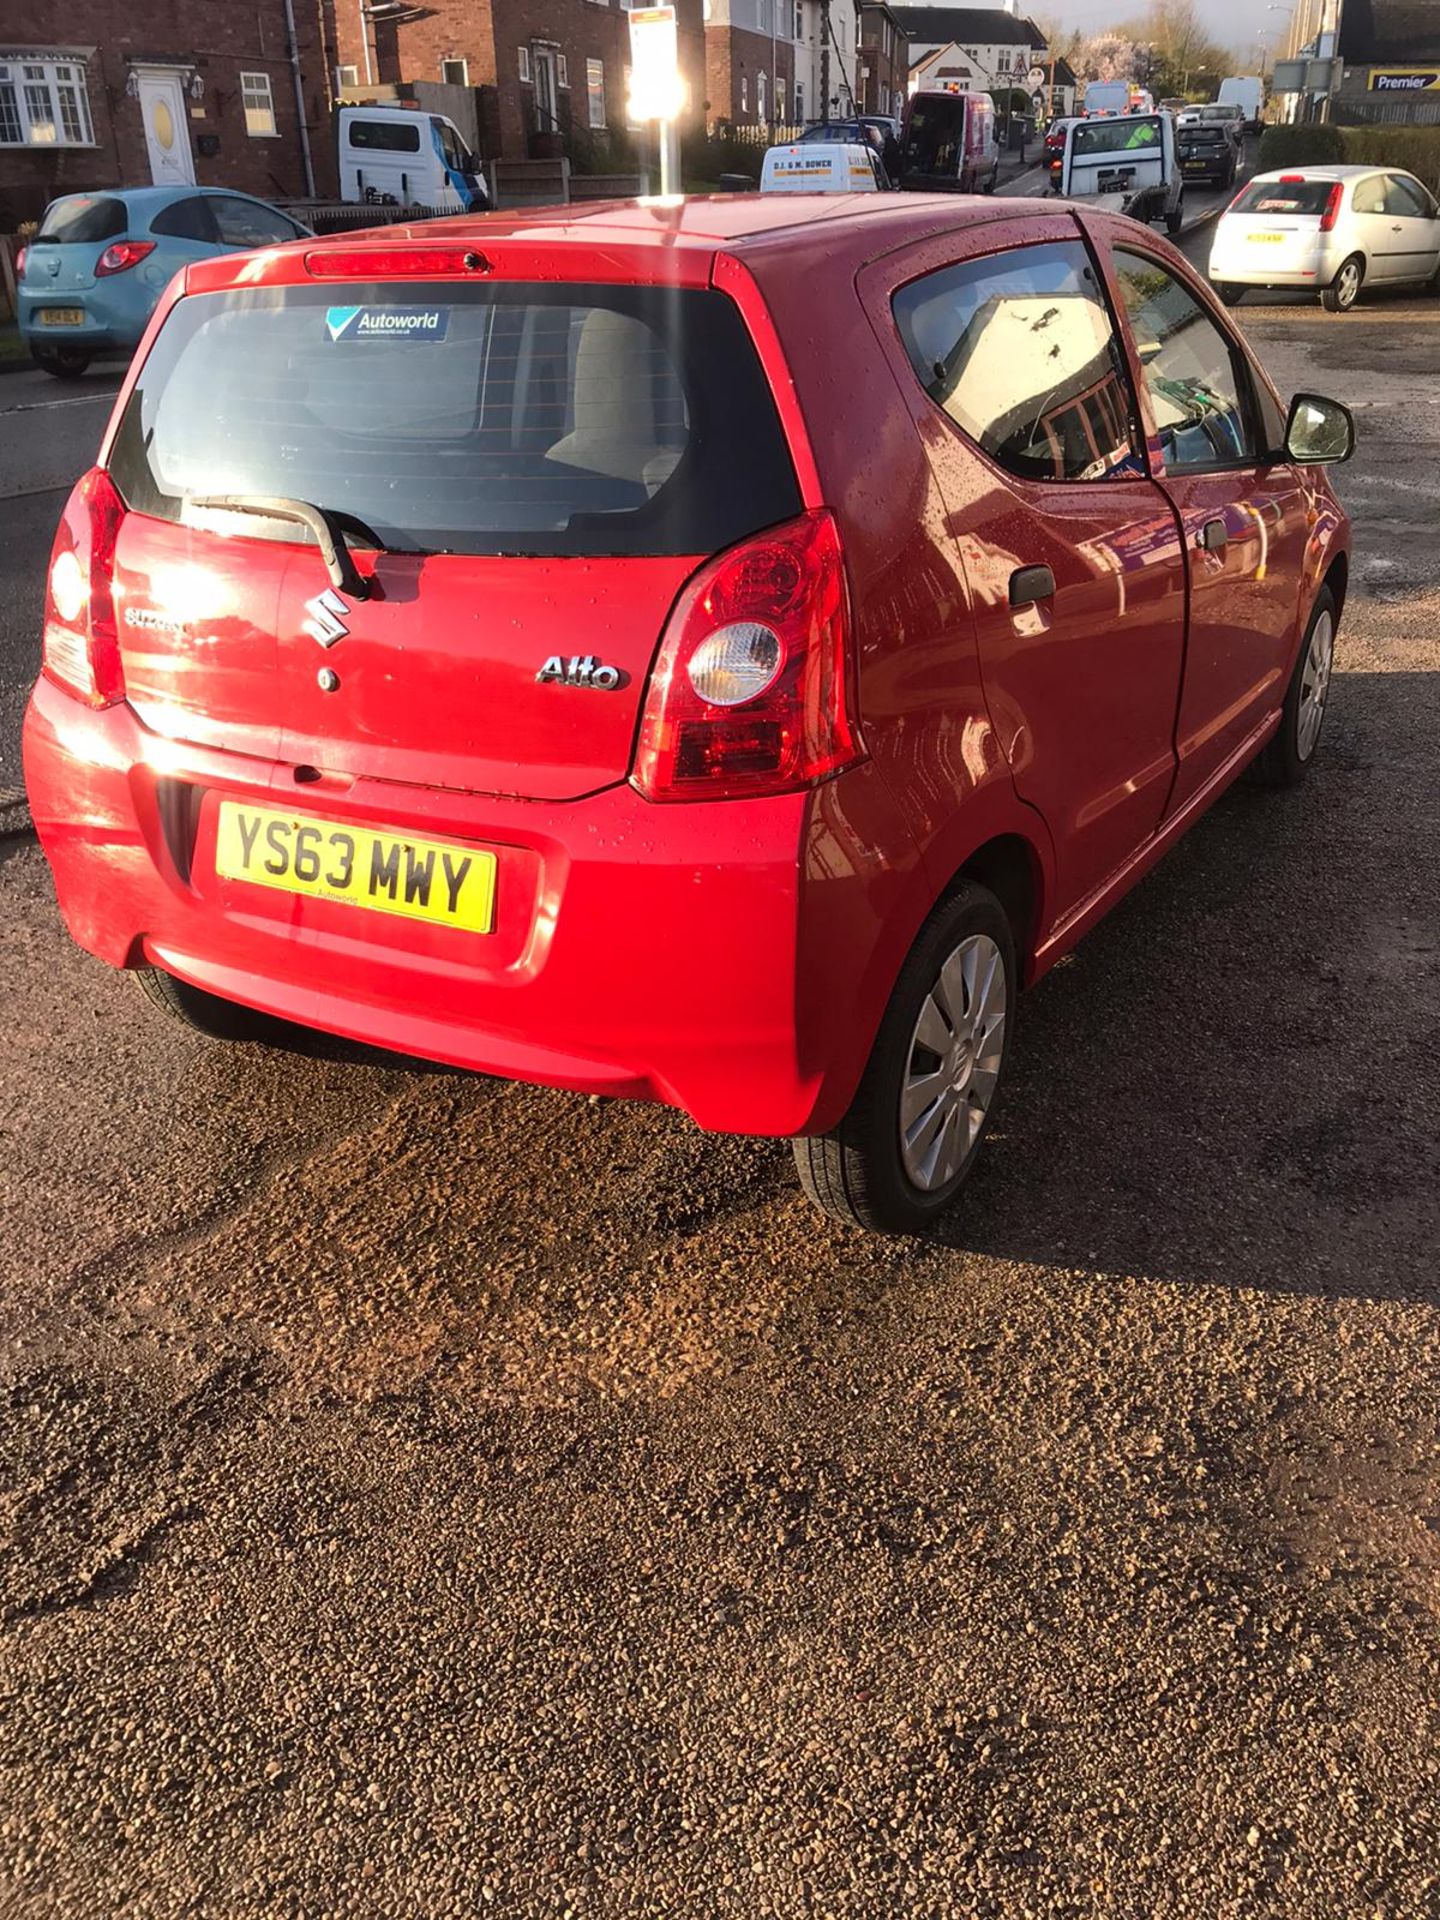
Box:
[185,495,388,599]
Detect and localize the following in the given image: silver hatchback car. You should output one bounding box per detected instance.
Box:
[1209,164,1440,310]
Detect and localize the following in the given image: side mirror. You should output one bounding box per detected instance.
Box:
[1285,392,1355,465]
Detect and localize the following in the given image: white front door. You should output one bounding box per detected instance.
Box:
[533,49,559,136]
[137,70,195,186]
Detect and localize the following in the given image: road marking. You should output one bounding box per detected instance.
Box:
[0,392,115,416]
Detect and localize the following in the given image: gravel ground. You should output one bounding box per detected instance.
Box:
[1,289,1438,1919]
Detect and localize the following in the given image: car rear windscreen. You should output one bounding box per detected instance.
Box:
[1231,180,1337,216]
[108,282,802,559]
[37,195,127,243]
[1073,118,1162,157]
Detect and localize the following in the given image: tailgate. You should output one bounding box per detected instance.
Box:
[104,264,803,800]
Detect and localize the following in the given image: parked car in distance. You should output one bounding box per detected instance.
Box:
[17,187,311,379]
[1062,111,1184,233]
[797,116,900,180]
[1217,74,1265,131]
[25,198,1353,1233]
[1210,165,1440,310]
[899,90,998,193]
[1178,119,1239,188]
[337,104,489,213]
[761,142,889,192]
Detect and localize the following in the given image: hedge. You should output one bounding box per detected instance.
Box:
[1258,120,1440,191]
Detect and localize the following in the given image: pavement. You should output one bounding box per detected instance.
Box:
[2,241,1440,1917]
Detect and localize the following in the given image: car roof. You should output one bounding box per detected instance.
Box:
[1247,164,1387,182]
[365,193,1067,259]
[49,185,270,212]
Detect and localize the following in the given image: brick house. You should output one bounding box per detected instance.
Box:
[330,0,706,164]
[704,0,796,126]
[0,0,335,229]
[857,1,905,117]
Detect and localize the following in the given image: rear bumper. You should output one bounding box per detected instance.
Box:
[1208,237,1336,288]
[18,284,148,352]
[24,678,907,1137]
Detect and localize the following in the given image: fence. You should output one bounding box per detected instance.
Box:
[709,122,806,146]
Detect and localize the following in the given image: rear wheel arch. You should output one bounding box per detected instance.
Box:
[948,833,1045,980]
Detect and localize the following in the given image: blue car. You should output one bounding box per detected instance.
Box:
[18,186,312,379]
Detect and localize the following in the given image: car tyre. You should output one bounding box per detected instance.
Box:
[1321,255,1364,312]
[1216,281,1245,306]
[1254,586,1337,788]
[1166,191,1184,236]
[32,345,92,380]
[134,966,277,1042]
[792,882,1015,1234]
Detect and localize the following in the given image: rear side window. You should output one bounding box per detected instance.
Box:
[150,197,216,242]
[893,239,1140,484]
[37,195,126,243]
[210,196,302,247]
[347,118,421,151]
[109,282,801,559]
[1230,179,1337,217]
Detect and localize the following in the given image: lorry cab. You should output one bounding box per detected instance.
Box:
[898,90,999,194]
[1062,110,1183,234]
[337,106,489,213]
[761,142,889,193]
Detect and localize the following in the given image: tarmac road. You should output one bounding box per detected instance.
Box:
[1,265,1438,1916]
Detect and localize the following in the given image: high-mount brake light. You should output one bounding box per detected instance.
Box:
[632,511,864,803]
[303,247,494,278]
[41,468,127,709]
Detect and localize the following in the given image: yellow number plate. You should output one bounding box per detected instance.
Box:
[1248,232,1285,243]
[39,307,86,326]
[214,802,496,934]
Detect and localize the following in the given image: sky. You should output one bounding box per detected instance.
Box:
[1035,0,1283,62]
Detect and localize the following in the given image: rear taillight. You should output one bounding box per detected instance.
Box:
[14,245,25,278]
[632,510,863,803]
[1319,183,1344,232]
[41,467,127,708]
[96,240,156,276]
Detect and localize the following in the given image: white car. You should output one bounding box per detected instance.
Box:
[1210,165,1440,311]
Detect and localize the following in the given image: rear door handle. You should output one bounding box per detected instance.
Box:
[1198,517,1228,553]
[1009,564,1056,607]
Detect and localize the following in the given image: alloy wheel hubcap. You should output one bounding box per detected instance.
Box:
[899,933,1007,1194]
[1339,266,1359,305]
[1297,608,1334,760]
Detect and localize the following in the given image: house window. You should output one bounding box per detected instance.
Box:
[795,80,804,120]
[335,64,359,88]
[440,58,469,85]
[558,55,569,87]
[775,75,785,120]
[757,70,767,120]
[794,1,804,37]
[519,46,532,81]
[240,71,277,137]
[0,58,94,146]
[740,73,748,114]
[586,57,606,127]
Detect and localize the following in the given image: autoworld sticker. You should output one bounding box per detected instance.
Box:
[325,306,451,341]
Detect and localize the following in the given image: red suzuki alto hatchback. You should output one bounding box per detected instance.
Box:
[25,197,1354,1232]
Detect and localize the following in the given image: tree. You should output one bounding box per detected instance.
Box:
[1121,0,1232,97]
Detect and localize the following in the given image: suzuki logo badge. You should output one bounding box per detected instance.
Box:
[303,588,350,648]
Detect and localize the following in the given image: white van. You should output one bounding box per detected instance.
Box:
[337,106,489,213]
[1084,81,1156,118]
[760,143,889,193]
[1217,76,1265,131]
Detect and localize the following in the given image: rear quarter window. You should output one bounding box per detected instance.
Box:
[347,119,422,151]
[108,282,801,560]
[38,195,127,243]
